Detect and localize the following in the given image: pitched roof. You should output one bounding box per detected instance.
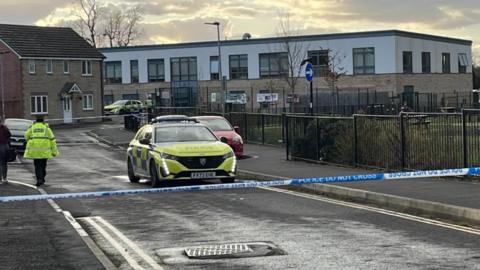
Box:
[0,24,104,59]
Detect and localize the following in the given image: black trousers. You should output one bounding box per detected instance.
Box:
[34,159,47,182]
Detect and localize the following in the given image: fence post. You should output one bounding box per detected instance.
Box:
[281,113,285,144]
[400,113,406,170]
[316,117,320,161]
[261,113,265,144]
[353,114,358,166]
[462,109,468,168]
[285,115,289,160]
[244,113,248,142]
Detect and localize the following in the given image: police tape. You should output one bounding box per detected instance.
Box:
[1,167,479,203]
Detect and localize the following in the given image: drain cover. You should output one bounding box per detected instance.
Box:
[185,244,252,259]
[182,242,286,260]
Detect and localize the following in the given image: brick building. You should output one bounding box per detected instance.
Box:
[0,24,104,122]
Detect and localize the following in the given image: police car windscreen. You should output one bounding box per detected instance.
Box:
[155,126,218,143]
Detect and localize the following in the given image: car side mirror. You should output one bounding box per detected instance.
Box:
[220,137,228,144]
[139,138,150,145]
[233,126,239,132]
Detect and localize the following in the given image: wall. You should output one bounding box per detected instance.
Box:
[22,59,103,121]
[0,41,23,118]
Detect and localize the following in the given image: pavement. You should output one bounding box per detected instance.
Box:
[90,125,480,226]
[0,180,105,270]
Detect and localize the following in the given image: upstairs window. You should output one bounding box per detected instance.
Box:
[63,61,70,74]
[421,52,431,73]
[46,59,53,74]
[210,56,219,80]
[442,53,450,73]
[353,47,375,75]
[259,53,288,78]
[402,51,412,73]
[229,54,248,80]
[28,60,36,74]
[170,57,197,81]
[308,50,329,76]
[130,60,139,83]
[105,61,122,84]
[148,59,165,82]
[82,60,92,76]
[458,53,468,74]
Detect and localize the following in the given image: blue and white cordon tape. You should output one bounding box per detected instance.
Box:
[1,167,479,203]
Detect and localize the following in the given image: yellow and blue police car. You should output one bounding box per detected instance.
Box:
[127,116,236,187]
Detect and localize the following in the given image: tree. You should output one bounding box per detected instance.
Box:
[72,0,102,47]
[275,13,308,113]
[103,5,143,47]
[71,0,143,47]
[322,48,346,114]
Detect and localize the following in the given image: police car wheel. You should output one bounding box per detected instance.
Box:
[127,158,140,183]
[150,161,160,188]
[221,178,235,184]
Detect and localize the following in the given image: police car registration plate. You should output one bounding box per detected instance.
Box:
[191,172,216,179]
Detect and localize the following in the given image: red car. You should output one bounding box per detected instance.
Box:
[195,116,243,158]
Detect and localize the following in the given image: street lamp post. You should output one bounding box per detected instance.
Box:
[205,21,224,114]
[0,51,8,119]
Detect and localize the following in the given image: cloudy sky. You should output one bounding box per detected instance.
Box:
[1,0,480,62]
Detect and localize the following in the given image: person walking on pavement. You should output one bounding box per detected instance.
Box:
[24,116,58,186]
[0,118,11,184]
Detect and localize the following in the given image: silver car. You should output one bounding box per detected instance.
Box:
[4,118,33,153]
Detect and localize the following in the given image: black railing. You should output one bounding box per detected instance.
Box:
[124,109,480,171]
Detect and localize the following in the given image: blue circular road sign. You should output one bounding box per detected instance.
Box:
[305,63,314,82]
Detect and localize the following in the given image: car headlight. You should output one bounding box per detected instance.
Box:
[160,153,178,160]
[223,151,234,159]
[232,134,243,144]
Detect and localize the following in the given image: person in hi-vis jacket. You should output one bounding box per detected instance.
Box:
[24,116,59,187]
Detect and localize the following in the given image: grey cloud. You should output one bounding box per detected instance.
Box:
[0,0,67,24]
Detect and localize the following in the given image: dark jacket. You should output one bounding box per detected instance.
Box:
[0,124,11,145]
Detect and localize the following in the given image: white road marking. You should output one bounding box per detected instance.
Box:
[8,180,37,189]
[260,186,480,236]
[83,216,145,270]
[94,216,164,270]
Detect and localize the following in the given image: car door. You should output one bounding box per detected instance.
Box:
[125,100,133,113]
[130,127,146,174]
[139,126,153,173]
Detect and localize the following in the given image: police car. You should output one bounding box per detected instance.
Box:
[127,116,236,187]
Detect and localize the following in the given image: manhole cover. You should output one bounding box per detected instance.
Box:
[182,242,286,260]
[185,244,252,259]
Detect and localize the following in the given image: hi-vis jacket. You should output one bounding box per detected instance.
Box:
[23,122,59,159]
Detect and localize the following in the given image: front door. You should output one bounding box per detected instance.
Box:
[63,96,72,123]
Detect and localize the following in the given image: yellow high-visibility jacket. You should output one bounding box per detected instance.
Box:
[23,122,59,159]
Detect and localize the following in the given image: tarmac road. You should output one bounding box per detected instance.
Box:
[5,123,480,269]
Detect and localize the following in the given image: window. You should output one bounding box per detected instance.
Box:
[82,60,92,76]
[353,47,375,75]
[422,52,431,73]
[63,61,69,74]
[442,53,450,73]
[83,94,94,110]
[259,53,288,78]
[130,60,139,83]
[308,50,329,76]
[229,54,248,79]
[402,51,412,73]
[210,56,219,80]
[28,60,36,74]
[458,53,468,74]
[46,59,53,74]
[104,61,122,84]
[148,59,165,82]
[30,95,48,114]
[170,57,197,81]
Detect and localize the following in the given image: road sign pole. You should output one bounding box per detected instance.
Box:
[309,80,313,115]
